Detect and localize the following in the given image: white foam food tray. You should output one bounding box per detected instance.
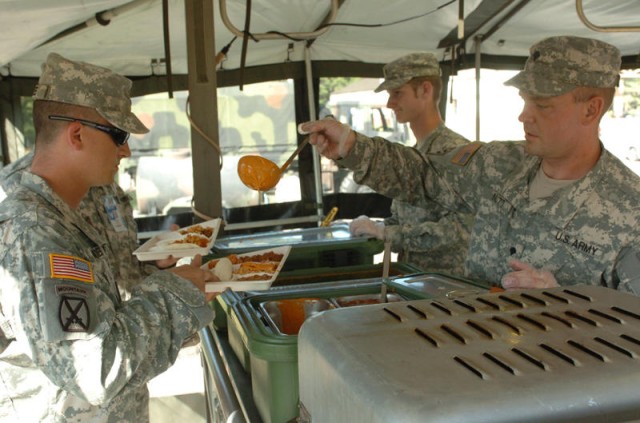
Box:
[133,218,222,261]
[203,246,291,292]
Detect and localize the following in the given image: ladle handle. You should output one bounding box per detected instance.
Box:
[280,136,310,172]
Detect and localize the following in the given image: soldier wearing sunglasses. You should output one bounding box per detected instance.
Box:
[0,53,216,422]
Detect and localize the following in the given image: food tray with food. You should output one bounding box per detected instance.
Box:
[133,218,222,261]
[203,246,291,292]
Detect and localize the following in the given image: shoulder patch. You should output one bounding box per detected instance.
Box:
[49,254,94,283]
[451,142,482,166]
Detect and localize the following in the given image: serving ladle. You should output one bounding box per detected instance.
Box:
[237,135,310,192]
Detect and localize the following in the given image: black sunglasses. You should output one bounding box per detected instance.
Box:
[48,115,130,146]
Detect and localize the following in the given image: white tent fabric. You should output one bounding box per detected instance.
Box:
[1,0,639,78]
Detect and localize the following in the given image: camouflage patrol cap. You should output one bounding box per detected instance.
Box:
[374,52,442,93]
[504,36,621,97]
[33,53,148,134]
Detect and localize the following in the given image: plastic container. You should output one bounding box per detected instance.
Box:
[231,281,428,423]
[260,297,335,335]
[210,289,243,330]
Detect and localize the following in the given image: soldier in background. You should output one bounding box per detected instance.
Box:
[0,52,216,422]
[349,52,472,275]
[304,36,640,293]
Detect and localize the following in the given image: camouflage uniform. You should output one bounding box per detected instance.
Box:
[0,53,214,422]
[338,36,640,293]
[384,124,471,274]
[0,153,156,298]
[372,52,473,274]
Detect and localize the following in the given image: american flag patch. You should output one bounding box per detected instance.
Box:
[49,254,94,283]
[451,142,482,166]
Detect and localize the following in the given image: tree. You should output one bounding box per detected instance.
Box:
[319,77,359,111]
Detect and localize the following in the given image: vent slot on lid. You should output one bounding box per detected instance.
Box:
[465,320,495,339]
[563,288,593,302]
[565,310,598,326]
[542,291,571,303]
[476,297,501,310]
[491,316,523,335]
[540,311,575,328]
[516,313,548,331]
[407,304,429,319]
[520,292,549,306]
[498,295,526,308]
[611,306,640,320]
[594,336,636,358]
[588,308,623,323]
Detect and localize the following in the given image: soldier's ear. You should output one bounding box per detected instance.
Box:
[63,121,84,151]
[420,81,433,98]
[583,95,604,125]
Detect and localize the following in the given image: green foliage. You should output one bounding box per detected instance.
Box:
[319,77,359,111]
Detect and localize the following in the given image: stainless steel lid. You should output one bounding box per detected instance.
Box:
[298,285,640,423]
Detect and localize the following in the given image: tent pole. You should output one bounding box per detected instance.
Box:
[184,0,222,222]
[474,35,482,142]
[304,46,324,225]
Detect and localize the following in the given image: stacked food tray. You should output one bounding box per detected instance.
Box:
[298,285,640,423]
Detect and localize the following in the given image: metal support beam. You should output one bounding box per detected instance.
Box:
[576,0,640,32]
[304,46,325,226]
[185,0,222,221]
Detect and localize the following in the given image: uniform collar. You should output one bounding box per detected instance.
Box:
[499,145,609,229]
[20,172,107,247]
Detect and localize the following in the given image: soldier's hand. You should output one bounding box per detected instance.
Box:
[299,117,355,160]
[167,254,219,293]
[349,215,385,240]
[155,224,180,268]
[501,258,559,290]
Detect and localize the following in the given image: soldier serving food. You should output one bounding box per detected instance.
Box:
[302,35,640,294]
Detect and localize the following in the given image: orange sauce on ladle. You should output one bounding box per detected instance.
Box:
[237,155,282,191]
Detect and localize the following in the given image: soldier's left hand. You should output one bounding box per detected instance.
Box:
[500,258,559,290]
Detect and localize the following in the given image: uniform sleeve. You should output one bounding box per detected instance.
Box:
[339,134,472,213]
[0,225,213,406]
[383,201,400,227]
[612,244,640,295]
[395,212,472,251]
[339,134,522,216]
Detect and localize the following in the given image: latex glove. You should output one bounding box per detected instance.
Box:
[501,258,559,290]
[349,215,385,240]
[299,117,354,160]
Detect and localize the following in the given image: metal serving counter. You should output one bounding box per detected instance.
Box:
[199,325,260,423]
[210,223,384,271]
[201,280,640,423]
[199,274,486,423]
[200,277,402,423]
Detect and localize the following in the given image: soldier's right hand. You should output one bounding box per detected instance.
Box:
[299,117,355,160]
[167,254,219,293]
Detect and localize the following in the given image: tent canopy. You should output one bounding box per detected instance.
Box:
[2,0,639,84]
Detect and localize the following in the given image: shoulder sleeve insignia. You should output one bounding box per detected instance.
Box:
[451,142,482,166]
[49,254,94,283]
